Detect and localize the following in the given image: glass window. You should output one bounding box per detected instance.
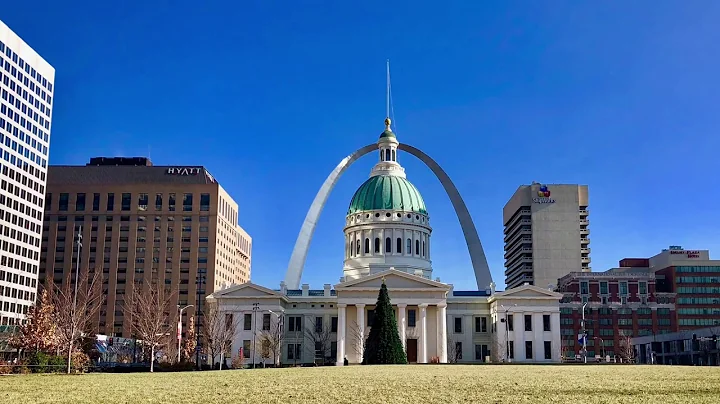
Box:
[543,315,551,331]
[182,193,193,211]
[406,238,411,254]
[620,282,628,295]
[168,193,176,211]
[580,281,589,294]
[524,315,532,331]
[508,341,514,359]
[121,193,131,211]
[155,193,163,210]
[544,341,552,359]
[331,317,338,332]
[396,238,402,253]
[408,309,416,327]
[639,282,647,295]
[59,193,69,211]
[525,341,533,359]
[138,193,148,211]
[107,193,115,211]
[366,309,374,327]
[243,313,252,330]
[92,193,100,211]
[200,193,210,211]
[600,281,608,294]
[75,193,86,211]
[262,314,270,331]
[45,193,52,211]
[385,237,391,253]
[507,315,514,331]
[454,317,462,333]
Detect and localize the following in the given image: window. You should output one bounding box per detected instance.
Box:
[75,193,86,211]
[406,238,411,254]
[155,193,163,210]
[168,193,176,211]
[138,193,148,211]
[183,193,193,211]
[507,315,514,331]
[262,314,270,331]
[544,341,552,360]
[396,238,402,253]
[59,193,69,211]
[367,309,374,327]
[525,341,533,359]
[243,314,252,330]
[543,315,551,332]
[200,193,210,211]
[364,238,370,254]
[107,193,115,211]
[620,282,628,295]
[92,193,100,211]
[455,342,462,360]
[374,237,380,253]
[580,281,589,294]
[356,240,360,255]
[121,193,131,211]
[639,282,647,295]
[385,237,391,253]
[508,341,514,359]
[415,240,419,255]
[408,309,416,327]
[475,317,487,333]
[331,317,338,332]
[315,317,323,333]
[454,317,462,333]
[243,340,251,358]
[475,344,483,360]
[600,281,608,294]
[287,343,302,360]
[288,316,302,332]
[524,315,532,331]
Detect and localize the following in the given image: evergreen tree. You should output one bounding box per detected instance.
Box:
[363,279,407,364]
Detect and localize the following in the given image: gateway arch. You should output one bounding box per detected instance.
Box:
[284,143,494,291]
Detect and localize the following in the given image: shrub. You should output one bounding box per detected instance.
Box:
[48,355,66,373]
[28,352,49,373]
[71,351,91,373]
[0,364,12,375]
[13,365,31,374]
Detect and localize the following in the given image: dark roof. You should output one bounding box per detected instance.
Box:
[452,290,491,297]
[47,165,218,186]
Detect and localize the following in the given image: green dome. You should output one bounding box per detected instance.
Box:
[379,129,396,139]
[348,175,427,215]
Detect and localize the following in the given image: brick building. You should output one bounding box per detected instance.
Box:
[557,270,676,359]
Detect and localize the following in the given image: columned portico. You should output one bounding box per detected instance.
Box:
[419,303,428,363]
[436,303,447,363]
[337,303,347,366]
[397,304,407,351]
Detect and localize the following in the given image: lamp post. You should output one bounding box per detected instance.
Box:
[252,302,259,368]
[581,302,588,364]
[195,274,206,370]
[268,309,285,367]
[594,336,605,359]
[67,226,82,374]
[500,304,517,362]
[177,304,194,362]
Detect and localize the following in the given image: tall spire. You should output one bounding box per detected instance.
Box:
[386,59,391,124]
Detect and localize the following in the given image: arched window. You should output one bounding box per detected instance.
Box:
[380,150,384,161]
[406,238,412,255]
[397,237,402,253]
[415,240,420,255]
[356,240,360,255]
[422,241,426,257]
[365,238,370,254]
[374,237,380,253]
[385,149,390,161]
[391,149,396,161]
[385,237,392,253]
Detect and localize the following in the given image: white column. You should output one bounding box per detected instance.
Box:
[514,311,525,361]
[419,304,428,363]
[337,304,346,366]
[551,312,561,362]
[356,304,365,363]
[533,313,543,362]
[437,303,447,363]
[397,304,407,351]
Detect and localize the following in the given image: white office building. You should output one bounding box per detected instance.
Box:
[208,118,562,366]
[503,183,590,290]
[0,20,54,325]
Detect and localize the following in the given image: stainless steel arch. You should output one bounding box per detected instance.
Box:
[284,143,494,290]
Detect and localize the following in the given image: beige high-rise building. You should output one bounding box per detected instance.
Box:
[503,183,589,290]
[40,157,252,338]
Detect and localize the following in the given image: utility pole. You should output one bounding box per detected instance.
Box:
[581,302,588,364]
[252,302,259,368]
[67,226,82,374]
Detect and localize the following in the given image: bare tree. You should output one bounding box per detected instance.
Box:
[202,304,239,370]
[618,330,635,363]
[258,319,284,366]
[348,320,367,363]
[446,336,461,364]
[304,317,333,365]
[49,267,104,374]
[128,282,176,372]
[490,338,506,363]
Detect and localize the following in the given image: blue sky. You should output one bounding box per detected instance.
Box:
[3,1,720,290]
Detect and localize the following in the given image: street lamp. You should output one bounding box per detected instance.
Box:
[195,274,206,370]
[581,302,588,364]
[500,304,517,362]
[177,304,194,362]
[67,226,82,374]
[252,302,259,368]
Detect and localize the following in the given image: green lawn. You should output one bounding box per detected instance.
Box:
[1,365,719,403]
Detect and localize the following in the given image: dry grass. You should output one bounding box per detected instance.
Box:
[1,365,719,403]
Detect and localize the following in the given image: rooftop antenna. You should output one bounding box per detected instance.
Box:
[386,59,397,133]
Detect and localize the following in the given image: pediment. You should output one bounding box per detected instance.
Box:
[336,269,450,290]
[493,284,563,300]
[211,282,284,299]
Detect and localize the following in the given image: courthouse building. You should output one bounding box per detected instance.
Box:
[209,118,562,365]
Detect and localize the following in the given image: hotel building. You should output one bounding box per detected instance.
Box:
[503,183,590,289]
[0,20,54,325]
[40,157,252,338]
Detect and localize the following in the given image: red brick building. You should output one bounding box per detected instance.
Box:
[557,271,676,359]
